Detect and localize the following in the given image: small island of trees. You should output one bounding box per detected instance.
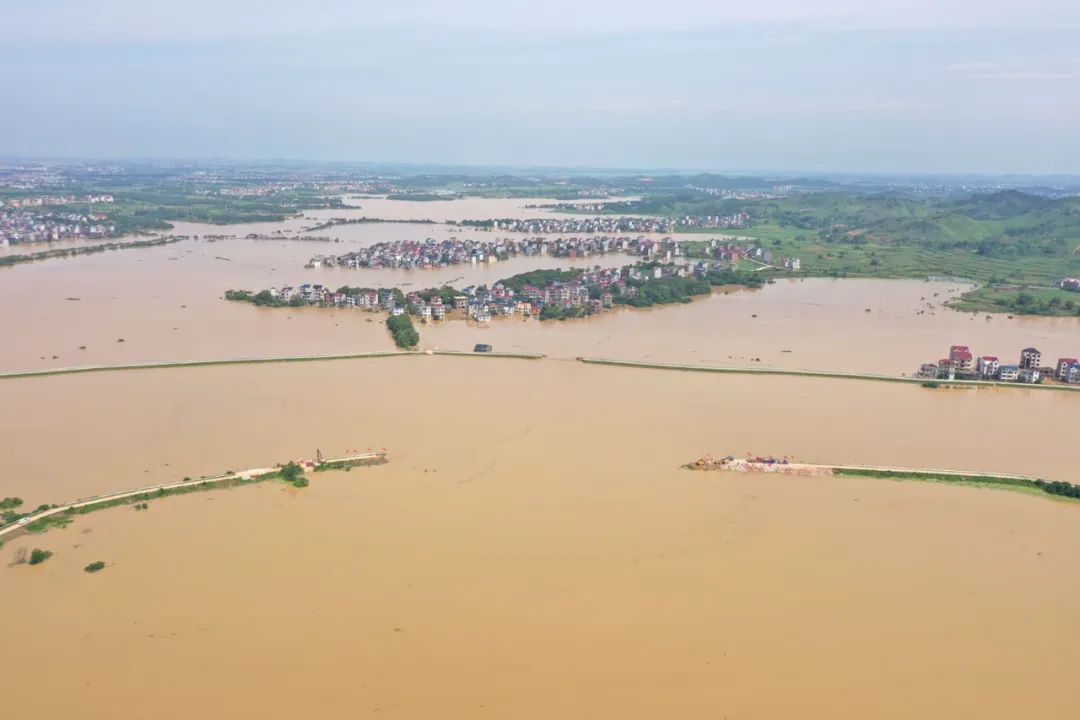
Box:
[386,315,419,348]
[28,548,53,565]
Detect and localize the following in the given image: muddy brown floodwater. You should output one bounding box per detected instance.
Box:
[1,197,1076,374]
[1,358,1079,719]
[2,250,1077,375]
[2,197,1079,718]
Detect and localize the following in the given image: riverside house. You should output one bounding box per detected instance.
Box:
[919,345,1079,384]
[1056,357,1079,380]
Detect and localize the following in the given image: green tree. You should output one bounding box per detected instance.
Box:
[280,462,305,483]
[29,548,53,565]
[386,315,420,348]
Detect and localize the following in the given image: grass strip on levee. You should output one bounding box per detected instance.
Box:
[0,351,418,380]
[0,349,551,381]
[832,467,1080,502]
[0,453,388,542]
[577,357,1080,392]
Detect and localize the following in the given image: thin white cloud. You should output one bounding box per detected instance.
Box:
[949,60,1080,80]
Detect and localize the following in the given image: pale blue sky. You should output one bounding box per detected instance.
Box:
[3,0,1079,173]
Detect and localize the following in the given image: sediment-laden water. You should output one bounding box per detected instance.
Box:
[2,198,1078,719]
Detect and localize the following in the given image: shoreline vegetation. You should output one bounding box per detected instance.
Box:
[0,235,188,267]
[685,455,1080,503]
[834,468,1080,501]
[226,262,765,313]
[946,284,1080,316]
[0,452,388,543]
[538,189,1080,318]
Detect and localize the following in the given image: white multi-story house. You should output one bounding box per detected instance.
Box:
[998,364,1021,382]
[976,355,999,378]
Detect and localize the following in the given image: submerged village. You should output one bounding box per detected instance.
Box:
[227,234,797,329]
[223,232,1076,385]
[227,258,767,325]
[304,234,801,271]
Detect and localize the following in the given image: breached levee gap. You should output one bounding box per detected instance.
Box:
[0,451,389,542]
[685,455,1080,503]
[577,357,1080,392]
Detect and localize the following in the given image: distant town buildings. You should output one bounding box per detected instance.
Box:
[0,194,113,209]
[1,208,117,244]
[454,213,749,233]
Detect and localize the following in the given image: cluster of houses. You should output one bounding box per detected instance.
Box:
[918,345,1080,384]
[520,205,752,229]
[699,237,801,270]
[308,235,698,270]
[457,216,677,234]
[674,213,751,229]
[439,263,701,323]
[684,184,789,200]
[258,260,726,323]
[307,236,802,273]
[1,209,116,245]
[1059,278,1080,292]
[1,194,113,209]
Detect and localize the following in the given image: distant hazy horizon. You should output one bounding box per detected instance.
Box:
[4,1,1079,174]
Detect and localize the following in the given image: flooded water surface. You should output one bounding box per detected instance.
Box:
[2,197,1079,719]
[1,358,1079,719]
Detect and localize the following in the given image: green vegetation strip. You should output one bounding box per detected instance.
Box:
[0,456,389,541]
[0,351,418,380]
[833,467,1080,501]
[0,349,552,381]
[577,357,1080,392]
